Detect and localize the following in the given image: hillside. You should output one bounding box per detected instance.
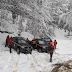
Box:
[0,0,72,38]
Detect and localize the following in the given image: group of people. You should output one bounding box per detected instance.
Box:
[5,35,12,53]
[26,38,57,62]
[49,39,57,62]
[5,36,57,62]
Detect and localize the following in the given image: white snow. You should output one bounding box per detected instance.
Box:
[0,28,72,72]
[21,32,34,40]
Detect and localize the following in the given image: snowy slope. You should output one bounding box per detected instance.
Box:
[0,28,72,72]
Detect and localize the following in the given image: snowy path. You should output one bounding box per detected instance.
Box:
[0,46,72,72]
[0,38,72,72]
[0,46,20,72]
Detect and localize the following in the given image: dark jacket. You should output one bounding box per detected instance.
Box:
[49,45,55,53]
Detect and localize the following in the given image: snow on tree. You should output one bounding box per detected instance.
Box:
[1,0,72,37]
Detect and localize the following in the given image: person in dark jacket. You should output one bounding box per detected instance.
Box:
[5,35,9,47]
[8,37,12,53]
[54,40,57,49]
[48,44,55,62]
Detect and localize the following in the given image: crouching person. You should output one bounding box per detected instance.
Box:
[48,45,55,62]
[8,37,12,53]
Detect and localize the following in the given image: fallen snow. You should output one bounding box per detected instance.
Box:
[0,28,72,72]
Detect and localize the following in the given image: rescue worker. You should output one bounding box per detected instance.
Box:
[54,40,57,49]
[5,35,9,47]
[26,38,30,43]
[48,41,55,62]
[49,40,53,46]
[32,39,36,49]
[26,38,31,44]
[8,37,12,53]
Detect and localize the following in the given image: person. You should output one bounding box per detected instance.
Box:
[5,35,9,47]
[8,37,12,53]
[48,44,55,62]
[26,38,31,44]
[26,38,30,43]
[54,40,57,49]
[32,39,36,49]
[49,40,53,46]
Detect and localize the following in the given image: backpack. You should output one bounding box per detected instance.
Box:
[48,46,52,51]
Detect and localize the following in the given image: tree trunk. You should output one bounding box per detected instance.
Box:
[68,30,70,36]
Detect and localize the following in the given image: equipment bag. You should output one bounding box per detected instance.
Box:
[48,46,52,51]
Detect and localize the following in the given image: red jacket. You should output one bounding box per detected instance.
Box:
[54,41,57,45]
[6,36,9,41]
[8,38,12,45]
[27,40,30,42]
[49,45,55,53]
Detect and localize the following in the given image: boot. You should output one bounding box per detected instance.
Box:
[50,58,52,62]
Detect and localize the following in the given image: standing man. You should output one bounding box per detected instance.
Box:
[8,37,12,53]
[54,40,57,49]
[49,45,55,62]
[5,35,9,47]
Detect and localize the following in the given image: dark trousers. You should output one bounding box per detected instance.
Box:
[9,45,12,53]
[50,53,53,62]
[54,45,56,49]
[5,41,8,47]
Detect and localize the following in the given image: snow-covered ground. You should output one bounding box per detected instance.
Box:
[0,28,72,72]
